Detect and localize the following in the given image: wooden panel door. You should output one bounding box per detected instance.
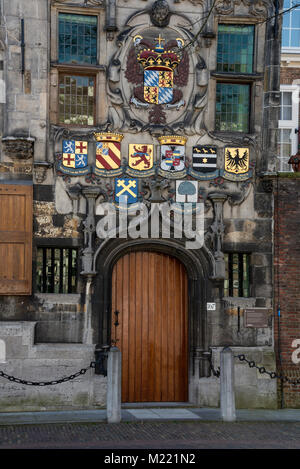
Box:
[111,251,188,403]
[0,184,33,295]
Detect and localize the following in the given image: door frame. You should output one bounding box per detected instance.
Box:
[92,238,215,400]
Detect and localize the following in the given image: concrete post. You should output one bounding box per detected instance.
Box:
[220,347,236,422]
[107,346,122,423]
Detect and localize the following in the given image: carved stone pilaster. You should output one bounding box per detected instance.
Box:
[208,193,227,280]
[81,186,102,276]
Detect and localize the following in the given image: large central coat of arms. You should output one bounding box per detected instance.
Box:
[135,34,183,106]
[125,34,187,125]
[104,4,209,135]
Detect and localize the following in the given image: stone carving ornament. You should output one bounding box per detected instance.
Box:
[105,2,209,136]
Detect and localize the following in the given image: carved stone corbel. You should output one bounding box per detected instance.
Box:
[33,161,52,184]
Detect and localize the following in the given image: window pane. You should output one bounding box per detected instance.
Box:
[282,28,290,47]
[292,10,300,28]
[282,92,292,105]
[59,74,95,125]
[280,92,293,120]
[217,24,254,73]
[277,129,292,169]
[58,13,97,64]
[282,2,300,47]
[216,83,250,132]
[291,29,300,47]
[282,107,292,120]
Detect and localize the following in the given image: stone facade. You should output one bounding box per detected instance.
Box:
[0,0,283,410]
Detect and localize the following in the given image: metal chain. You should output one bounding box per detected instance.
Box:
[0,362,96,386]
[208,353,300,385]
[2,354,300,386]
[235,354,300,385]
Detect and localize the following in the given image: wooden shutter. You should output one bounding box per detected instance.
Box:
[0,184,33,295]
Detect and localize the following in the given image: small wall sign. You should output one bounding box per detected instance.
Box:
[244,308,270,328]
[207,303,216,311]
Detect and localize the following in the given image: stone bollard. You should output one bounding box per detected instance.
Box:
[220,346,236,422]
[107,346,122,423]
[0,339,6,363]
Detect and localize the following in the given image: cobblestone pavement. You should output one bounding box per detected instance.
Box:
[0,421,300,450]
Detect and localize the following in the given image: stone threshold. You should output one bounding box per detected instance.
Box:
[122,402,197,409]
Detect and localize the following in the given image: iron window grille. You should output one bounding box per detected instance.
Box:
[36,247,78,294]
[224,253,250,298]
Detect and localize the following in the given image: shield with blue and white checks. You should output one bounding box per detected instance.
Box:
[144,69,173,105]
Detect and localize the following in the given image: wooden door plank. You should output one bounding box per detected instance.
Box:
[161,254,168,401]
[147,252,156,402]
[141,251,149,401]
[112,251,188,403]
[128,252,136,402]
[135,251,142,402]
[154,253,162,402]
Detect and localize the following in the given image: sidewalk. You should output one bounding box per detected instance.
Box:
[1,406,300,426]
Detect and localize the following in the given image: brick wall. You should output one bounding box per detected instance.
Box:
[274,177,300,407]
[280,67,300,85]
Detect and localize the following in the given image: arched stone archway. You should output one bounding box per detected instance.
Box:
[91,238,217,403]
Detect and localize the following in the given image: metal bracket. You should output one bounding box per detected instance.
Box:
[94,344,110,376]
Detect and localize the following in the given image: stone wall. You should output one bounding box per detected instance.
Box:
[0,0,281,409]
[0,322,106,411]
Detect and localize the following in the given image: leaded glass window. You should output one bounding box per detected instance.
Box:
[59,74,95,126]
[224,253,250,298]
[36,247,78,294]
[282,0,300,49]
[217,24,254,73]
[216,83,250,132]
[58,13,97,64]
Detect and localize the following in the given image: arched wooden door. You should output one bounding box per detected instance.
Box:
[111,251,188,403]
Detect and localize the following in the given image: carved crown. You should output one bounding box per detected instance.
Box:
[158,135,187,146]
[94,132,124,143]
[134,34,184,71]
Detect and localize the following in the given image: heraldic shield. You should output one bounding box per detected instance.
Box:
[129,144,153,171]
[57,139,89,177]
[135,34,183,106]
[94,132,124,177]
[144,69,173,104]
[158,135,187,173]
[225,147,249,174]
